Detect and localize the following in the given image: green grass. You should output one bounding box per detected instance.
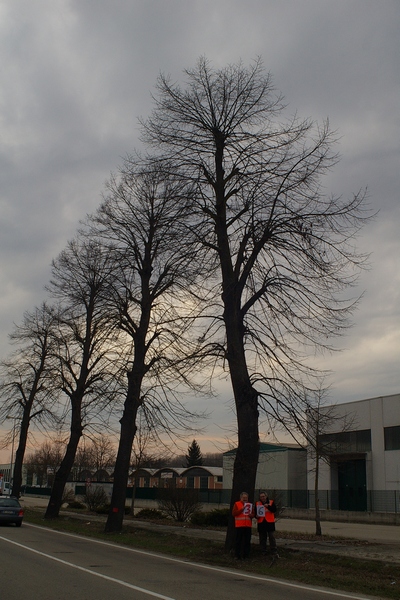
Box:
[24,509,400,599]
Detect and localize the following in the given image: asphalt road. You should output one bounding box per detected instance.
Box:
[0,522,375,600]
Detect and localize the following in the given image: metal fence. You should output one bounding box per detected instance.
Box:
[276,489,400,513]
[22,485,400,513]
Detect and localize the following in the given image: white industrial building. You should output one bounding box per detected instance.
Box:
[223,442,307,493]
[307,393,400,511]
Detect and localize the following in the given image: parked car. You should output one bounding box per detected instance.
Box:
[0,482,11,495]
[0,496,24,526]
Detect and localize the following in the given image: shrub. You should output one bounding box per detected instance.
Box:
[95,503,110,514]
[206,508,230,526]
[95,503,130,515]
[62,488,75,506]
[190,508,230,527]
[82,486,108,511]
[67,500,86,509]
[135,508,165,520]
[190,511,208,526]
[157,487,202,522]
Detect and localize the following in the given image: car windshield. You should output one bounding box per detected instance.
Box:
[0,498,20,507]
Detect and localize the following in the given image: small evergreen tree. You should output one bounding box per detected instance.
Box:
[185,440,203,467]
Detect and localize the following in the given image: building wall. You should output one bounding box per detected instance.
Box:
[0,464,28,486]
[255,451,289,490]
[287,450,308,489]
[307,393,400,492]
[223,446,307,492]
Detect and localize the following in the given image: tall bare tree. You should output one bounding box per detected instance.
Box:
[141,57,371,548]
[87,161,205,533]
[0,303,60,497]
[44,238,123,518]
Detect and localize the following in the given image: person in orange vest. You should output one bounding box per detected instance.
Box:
[255,490,278,555]
[232,491,254,559]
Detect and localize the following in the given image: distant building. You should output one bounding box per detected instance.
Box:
[0,464,28,488]
[223,442,307,492]
[130,465,223,490]
[307,393,400,511]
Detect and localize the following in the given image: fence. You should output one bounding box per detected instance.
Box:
[22,485,400,513]
[276,489,400,513]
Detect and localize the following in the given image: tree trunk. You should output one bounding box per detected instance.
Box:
[104,374,141,533]
[224,370,259,551]
[221,264,259,551]
[11,414,30,498]
[212,132,260,551]
[45,401,82,519]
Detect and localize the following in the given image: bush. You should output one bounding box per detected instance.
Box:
[157,487,202,522]
[82,486,108,511]
[95,503,130,515]
[135,508,165,520]
[190,508,230,527]
[95,504,110,515]
[67,500,86,509]
[62,488,75,506]
[190,511,208,526]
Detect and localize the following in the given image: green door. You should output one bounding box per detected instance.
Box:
[338,459,367,511]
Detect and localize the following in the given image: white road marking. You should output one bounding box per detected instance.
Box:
[15,523,373,600]
[0,533,175,600]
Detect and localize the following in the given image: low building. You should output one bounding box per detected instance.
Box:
[130,466,223,490]
[223,442,307,493]
[0,464,28,488]
[307,393,400,511]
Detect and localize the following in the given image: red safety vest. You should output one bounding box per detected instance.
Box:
[256,500,275,524]
[232,500,253,527]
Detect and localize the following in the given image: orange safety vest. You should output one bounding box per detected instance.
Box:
[256,500,275,524]
[232,500,253,527]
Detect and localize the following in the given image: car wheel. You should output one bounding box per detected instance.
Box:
[15,522,22,527]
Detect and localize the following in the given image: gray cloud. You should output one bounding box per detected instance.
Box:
[0,0,399,455]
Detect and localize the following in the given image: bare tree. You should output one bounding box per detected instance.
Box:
[141,57,371,549]
[0,303,60,497]
[305,387,355,536]
[87,435,117,478]
[86,161,206,533]
[25,438,65,487]
[44,237,124,518]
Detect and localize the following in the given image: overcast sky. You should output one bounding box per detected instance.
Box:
[0,0,399,460]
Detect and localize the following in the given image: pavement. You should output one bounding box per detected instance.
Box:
[19,495,400,565]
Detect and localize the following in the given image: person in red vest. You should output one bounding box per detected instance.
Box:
[232,491,254,559]
[255,490,278,556]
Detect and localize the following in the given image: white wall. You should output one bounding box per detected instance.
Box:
[223,447,307,491]
[307,393,400,492]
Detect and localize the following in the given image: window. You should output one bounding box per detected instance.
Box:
[384,426,400,451]
[318,429,371,454]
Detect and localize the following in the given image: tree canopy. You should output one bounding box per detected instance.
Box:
[142,57,370,547]
[185,439,203,467]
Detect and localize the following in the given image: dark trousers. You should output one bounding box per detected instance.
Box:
[257,521,277,553]
[234,526,252,559]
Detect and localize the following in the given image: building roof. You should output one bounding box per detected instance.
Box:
[181,466,222,477]
[223,442,305,456]
[130,466,222,477]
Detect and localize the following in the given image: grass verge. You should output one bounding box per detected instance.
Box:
[24,509,399,599]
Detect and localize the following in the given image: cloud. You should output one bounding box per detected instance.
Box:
[0,0,399,459]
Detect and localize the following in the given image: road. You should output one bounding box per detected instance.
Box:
[0,523,374,600]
